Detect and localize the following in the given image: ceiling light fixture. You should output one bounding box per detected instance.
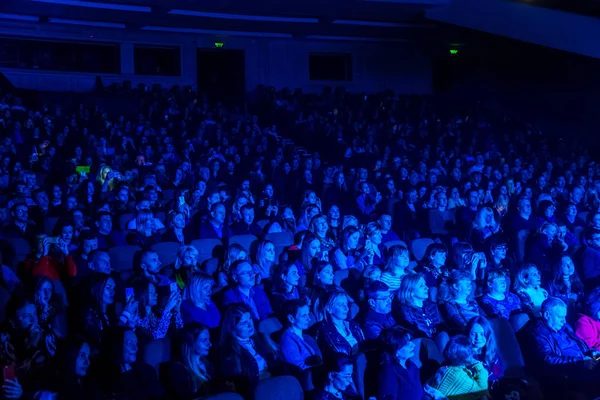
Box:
[0,13,39,21]
[32,0,151,12]
[306,35,407,42]
[49,17,126,28]
[332,19,425,27]
[141,26,293,38]
[168,9,318,23]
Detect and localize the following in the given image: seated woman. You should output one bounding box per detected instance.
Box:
[486,236,516,278]
[396,274,447,351]
[53,219,79,253]
[468,207,501,252]
[362,222,386,267]
[126,278,183,340]
[270,263,303,313]
[427,335,489,399]
[574,287,600,351]
[309,213,337,253]
[417,243,450,303]
[548,255,584,314]
[95,326,165,400]
[315,291,365,357]
[525,222,567,279]
[295,233,322,277]
[162,323,219,399]
[161,211,187,245]
[32,275,67,337]
[126,209,161,248]
[170,245,200,291]
[252,240,277,283]
[442,270,483,331]
[380,245,411,292]
[466,317,503,383]
[280,299,322,372]
[217,303,282,399]
[513,263,548,318]
[479,269,523,321]
[215,244,248,289]
[181,272,221,329]
[332,226,368,271]
[23,234,77,282]
[313,354,359,400]
[378,328,426,400]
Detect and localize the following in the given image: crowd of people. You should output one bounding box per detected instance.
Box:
[1,83,600,400]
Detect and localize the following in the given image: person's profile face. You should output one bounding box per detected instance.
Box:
[76,343,91,377]
[193,329,212,357]
[235,312,255,339]
[242,208,254,225]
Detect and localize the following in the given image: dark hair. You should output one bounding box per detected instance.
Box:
[299,232,319,270]
[312,261,333,289]
[240,203,254,213]
[324,353,353,378]
[422,243,447,268]
[340,226,360,254]
[444,334,474,366]
[55,335,89,383]
[98,326,135,380]
[284,298,309,326]
[219,303,253,347]
[586,287,600,318]
[53,218,75,236]
[550,255,583,299]
[381,327,412,354]
[80,230,98,242]
[586,229,600,241]
[294,230,308,246]
[365,280,390,300]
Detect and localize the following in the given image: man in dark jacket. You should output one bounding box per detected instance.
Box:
[231,204,264,238]
[361,281,396,340]
[580,229,600,290]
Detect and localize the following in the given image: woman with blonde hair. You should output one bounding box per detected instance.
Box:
[127,209,160,247]
[342,215,359,231]
[215,244,247,288]
[316,291,365,357]
[309,213,336,253]
[469,207,500,251]
[181,272,220,328]
[362,222,386,267]
[96,164,118,192]
[253,240,277,282]
[173,245,200,290]
[513,263,548,318]
[380,245,411,292]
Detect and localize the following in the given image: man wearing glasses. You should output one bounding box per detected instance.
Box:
[362,281,397,340]
[222,260,273,321]
[2,203,37,244]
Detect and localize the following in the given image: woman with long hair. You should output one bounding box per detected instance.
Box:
[417,243,449,303]
[441,270,483,331]
[171,245,200,290]
[380,245,411,292]
[295,233,322,276]
[309,214,337,253]
[469,207,501,252]
[181,272,220,328]
[253,240,277,283]
[513,263,548,318]
[332,226,368,271]
[126,209,160,247]
[548,255,584,314]
[215,244,248,288]
[479,269,523,321]
[362,222,386,267]
[32,275,67,337]
[161,211,187,245]
[270,263,304,311]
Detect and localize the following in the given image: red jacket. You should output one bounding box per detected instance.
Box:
[23,255,77,281]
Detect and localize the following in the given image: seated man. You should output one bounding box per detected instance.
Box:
[133,249,171,287]
[580,229,600,290]
[361,281,396,340]
[378,214,400,243]
[197,202,233,241]
[231,204,264,237]
[222,260,273,321]
[519,297,600,397]
[72,231,98,277]
[2,203,38,245]
[95,212,126,249]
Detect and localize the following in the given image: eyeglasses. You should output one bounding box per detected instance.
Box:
[373,294,394,302]
[237,271,256,278]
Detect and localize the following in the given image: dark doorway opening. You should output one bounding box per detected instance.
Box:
[197,49,245,108]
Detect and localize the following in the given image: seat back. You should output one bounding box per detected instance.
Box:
[141,337,171,372]
[228,234,258,252]
[410,238,434,261]
[516,229,530,263]
[118,213,135,231]
[202,257,220,276]
[1,237,31,270]
[254,376,303,400]
[191,238,222,265]
[577,211,589,224]
[151,242,181,266]
[257,219,270,229]
[265,231,294,247]
[383,239,407,250]
[489,317,525,379]
[108,245,141,272]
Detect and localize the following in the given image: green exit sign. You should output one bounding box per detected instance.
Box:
[214,42,224,48]
[449,49,459,55]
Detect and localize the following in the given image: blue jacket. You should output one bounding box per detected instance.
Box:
[222,286,273,321]
[378,354,425,400]
[280,328,322,370]
[362,309,397,340]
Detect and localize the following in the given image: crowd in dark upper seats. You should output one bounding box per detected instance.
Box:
[3,82,600,400]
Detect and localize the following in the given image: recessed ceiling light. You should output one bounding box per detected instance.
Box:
[168,10,318,23]
[141,26,293,38]
[32,0,151,12]
[49,17,126,28]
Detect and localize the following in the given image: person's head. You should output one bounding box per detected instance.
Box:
[452,242,475,271]
[447,270,473,300]
[10,203,28,223]
[56,336,91,379]
[398,273,429,306]
[309,214,329,237]
[240,204,255,225]
[186,272,214,306]
[179,323,212,383]
[381,328,415,362]
[285,299,312,331]
[571,186,584,204]
[81,231,98,256]
[221,303,255,342]
[540,222,558,242]
[473,207,495,230]
[377,214,392,233]
[277,263,300,289]
[303,205,320,224]
[140,250,162,275]
[328,205,340,221]
[366,280,393,314]
[103,327,138,367]
[210,202,226,225]
[385,245,410,273]
[588,213,600,230]
[313,262,334,287]
[33,275,54,307]
[88,250,112,274]
[169,211,186,230]
[325,354,354,391]
[87,273,116,309]
[542,297,568,332]
[364,221,383,245]
[517,197,532,218]
[175,245,199,270]
[556,255,575,279]
[444,334,475,367]
[56,219,75,244]
[33,189,49,209]
[423,243,447,269]
[486,269,508,295]
[223,244,248,273]
[256,240,275,265]
[342,215,358,231]
[467,189,479,208]
[466,317,497,363]
[489,236,508,262]
[230,260,256,289]
[96,212,113,234]
[301,233,321,267]
[341,226,361,252]
[324,291,350,322]
[586,287,600,321]
[587,229,600,250]
[514,263,542,290]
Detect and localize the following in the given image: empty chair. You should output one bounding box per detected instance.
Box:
[202,257,219,276]
[151,242,181,266]
[118,213,135,231]
[44,217,59,236]
[489,317,525,379]
[410,238,434,261]
[254,376,303,400]
[228,234,258,252]
[383,239,407,250]
[108,245,141,272]
[191,238,222,265]
[265,232,294,248]
[1,237,31,270]
[256,219,270,230]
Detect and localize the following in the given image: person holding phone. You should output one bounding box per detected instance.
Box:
[23,235,77,282]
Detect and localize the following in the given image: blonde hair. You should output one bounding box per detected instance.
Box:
[135,209,155,234]
[223,244,248,274]
[323,291,349,322]
[175,245,199,270]
[384,245,409,273]
[179,324,211,391]
[185,272,214,306]
[513,263,539,292]
[342,215,358,231]
[398,273,425,307]
[472,207,496,231]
